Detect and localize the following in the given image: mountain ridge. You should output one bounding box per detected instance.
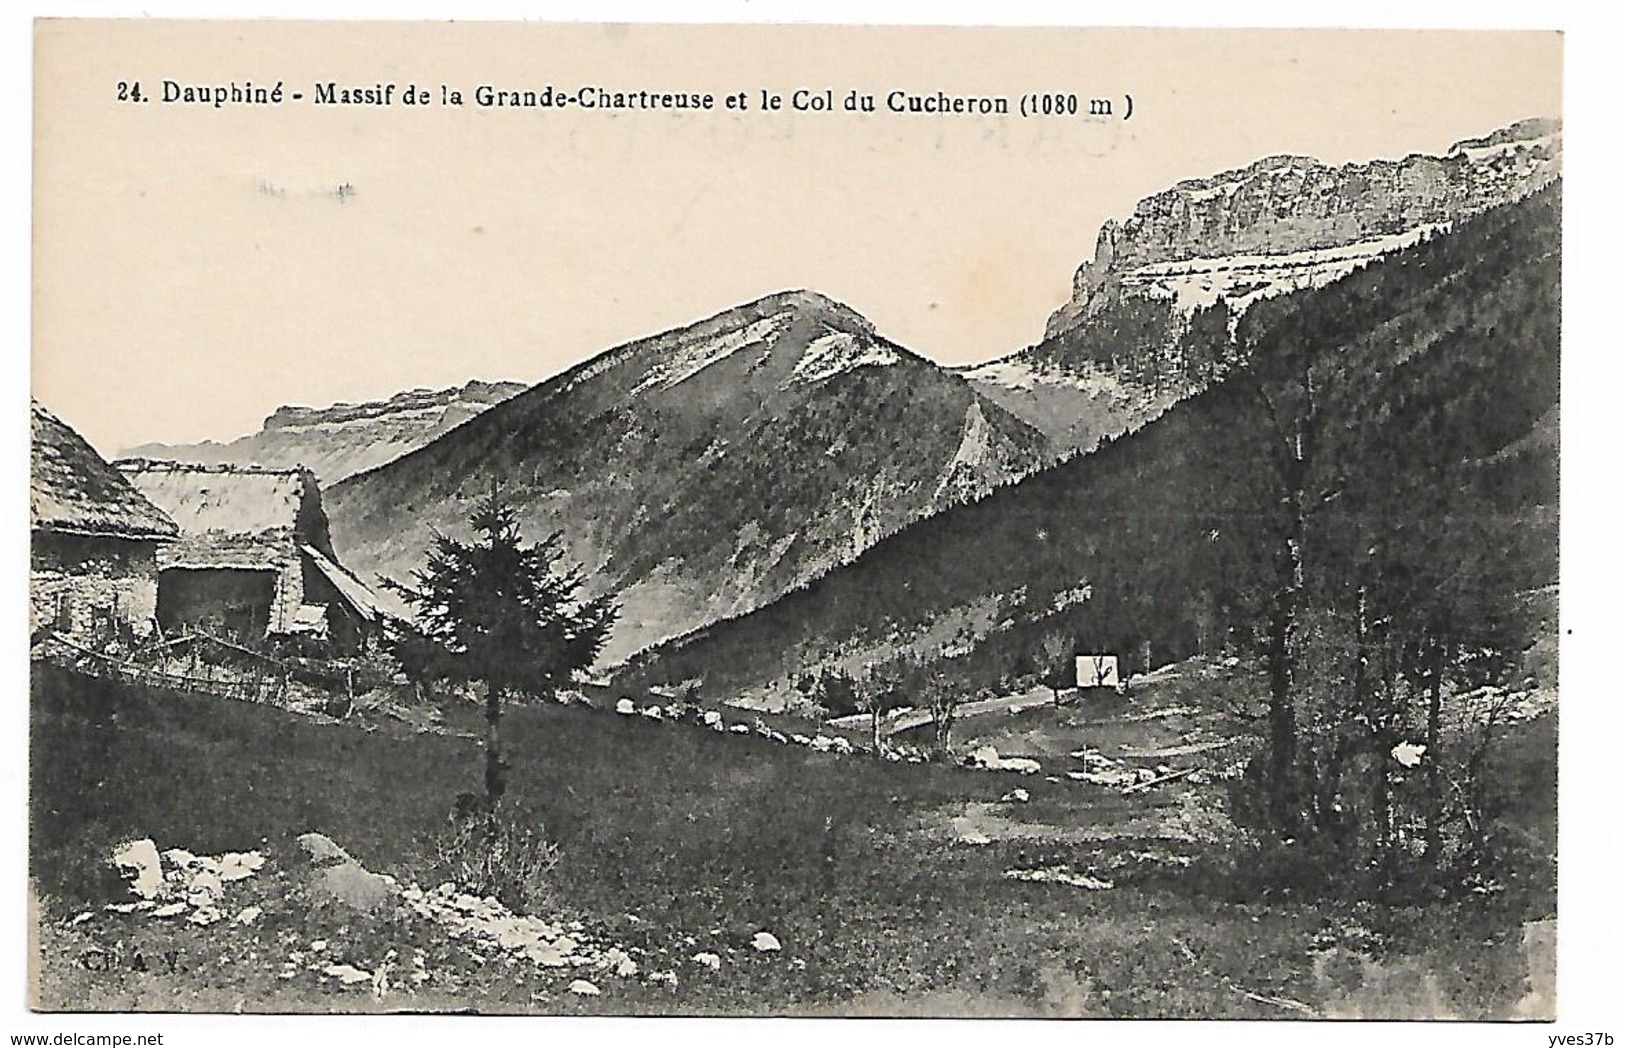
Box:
[325,289,1052,664]
[121,379,527,486]
[620,185,1560,710]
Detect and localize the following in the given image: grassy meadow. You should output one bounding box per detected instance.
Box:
[29,663,1554,1017]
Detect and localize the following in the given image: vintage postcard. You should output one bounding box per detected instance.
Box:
[27,19,1563,1022]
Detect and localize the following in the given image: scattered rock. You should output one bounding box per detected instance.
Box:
[323,963,374,985]
[218,852,266,882]
[692,951,722,971]
[600,947,638,978]
[639,706,664,721]
[151,902,188,918]
[297,833,353,867]
[751,931,782,952]
[568,979,601,996]
[968,746,1041,774]
[1002,788,1031,803]
[1004,867,1114,891]
[187,907,225,927]
[956,828,992,846]
[525,944,571,968]
[111,839,164,900]
[68,911,93,926]
[729,724,751,735]
[186,870,224,907]
[235,905,262,925]
[1391,741,1426,768]
[1068,768,1140,787]
[296,833,393,914]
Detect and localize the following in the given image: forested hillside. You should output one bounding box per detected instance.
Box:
[624,185,1560,709]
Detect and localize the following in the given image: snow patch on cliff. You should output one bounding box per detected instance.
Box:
[930,401,995,504]
[632,314,786,395]
[789,331,900,386]
[1125,224,1449,314]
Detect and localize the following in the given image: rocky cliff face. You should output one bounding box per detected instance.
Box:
[952,119,1560,458]
[1045,118,1560,337]
[120,380,527,486]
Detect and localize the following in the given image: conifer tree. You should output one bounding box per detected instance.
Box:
[388,491,617,809]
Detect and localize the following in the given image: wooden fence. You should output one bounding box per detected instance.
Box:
[35,633,298,707]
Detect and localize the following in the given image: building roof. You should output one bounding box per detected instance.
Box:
[115,459,322,539]
[31,402,181,541]
[301,545,386,623]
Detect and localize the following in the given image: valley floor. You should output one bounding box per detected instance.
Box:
[28,660,1555,1018]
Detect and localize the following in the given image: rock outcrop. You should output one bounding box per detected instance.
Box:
[1045,118,1560,337]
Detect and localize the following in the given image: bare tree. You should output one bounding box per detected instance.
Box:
[1040,630,1073,706]
[922,663,964,760]
[855,663,906,756]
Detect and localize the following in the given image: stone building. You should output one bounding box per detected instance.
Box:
[30,402,180,640]
[115,460,386,652]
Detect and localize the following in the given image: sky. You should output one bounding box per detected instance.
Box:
[31,22,1561,453]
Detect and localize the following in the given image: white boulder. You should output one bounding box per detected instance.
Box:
[111,839,164,900]
[1391,741,1427,768]
[969,746,1041,774]
[218,851,266,882]
[324,963,374,985]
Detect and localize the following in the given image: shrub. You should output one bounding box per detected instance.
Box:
[417,801,561,913]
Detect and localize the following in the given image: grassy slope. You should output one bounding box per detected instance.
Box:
[31,666,1551,1017]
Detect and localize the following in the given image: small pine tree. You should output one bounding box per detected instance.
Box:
[386,491,617,809]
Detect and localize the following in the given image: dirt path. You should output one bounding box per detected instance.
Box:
[830,684,1068,737]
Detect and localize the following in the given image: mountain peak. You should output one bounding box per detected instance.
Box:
[1448,117,1561,156]
[748,289,877,336]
